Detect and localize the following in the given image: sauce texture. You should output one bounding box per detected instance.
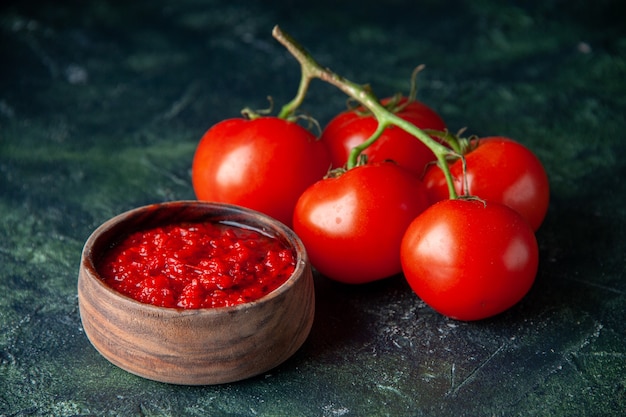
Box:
[98,222,296,308]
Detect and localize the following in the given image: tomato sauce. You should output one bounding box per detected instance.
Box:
[97,222,296,308]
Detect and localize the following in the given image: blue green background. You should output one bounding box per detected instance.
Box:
[1,0,625,415]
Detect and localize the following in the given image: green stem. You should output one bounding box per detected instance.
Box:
[423,129,463,155]
[407,64,425,103]
[347,121,388,169]
[272,25,458,200]
[277,67,312,119]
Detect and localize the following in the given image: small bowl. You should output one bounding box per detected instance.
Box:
[77,201,315,385]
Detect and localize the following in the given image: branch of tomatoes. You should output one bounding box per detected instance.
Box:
[271,25,460,200]
[272,25,549,231]
[192,25,550,321]
[269,26,549,322]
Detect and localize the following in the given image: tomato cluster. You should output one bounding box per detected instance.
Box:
[190,27,549,321]
[192,100,548,321]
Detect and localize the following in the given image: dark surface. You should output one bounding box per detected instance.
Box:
[1,1,625,416]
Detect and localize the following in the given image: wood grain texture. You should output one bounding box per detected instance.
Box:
[77,201,315,385]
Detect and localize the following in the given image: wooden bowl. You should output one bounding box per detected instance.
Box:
[77,201,315,385]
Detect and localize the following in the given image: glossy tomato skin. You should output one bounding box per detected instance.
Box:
[400,199,538,321]
[192,117,331,227]
[321,98,446,176]
[293,162,430,284]
[423,137,549,231]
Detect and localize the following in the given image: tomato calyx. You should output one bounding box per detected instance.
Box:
[241,97,275,120]
[421,128,479,157]
[241,97,322,136]
[324,152,384,179]
[323,167,346,179]
[456,193,487,205]
[419,130,484,199]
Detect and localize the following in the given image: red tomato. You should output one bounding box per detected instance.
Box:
[192,117,331,227]
[293,162,431,284]
[423,137,549,231]
[321,97,446,176]
[400,199,538,321]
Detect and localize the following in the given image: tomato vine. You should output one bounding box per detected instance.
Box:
[272,25,460,200]
[189,25,548,319]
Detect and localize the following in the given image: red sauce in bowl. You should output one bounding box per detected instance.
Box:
[97,221,296,308]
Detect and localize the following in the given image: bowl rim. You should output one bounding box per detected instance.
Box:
[80,200,310,315]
